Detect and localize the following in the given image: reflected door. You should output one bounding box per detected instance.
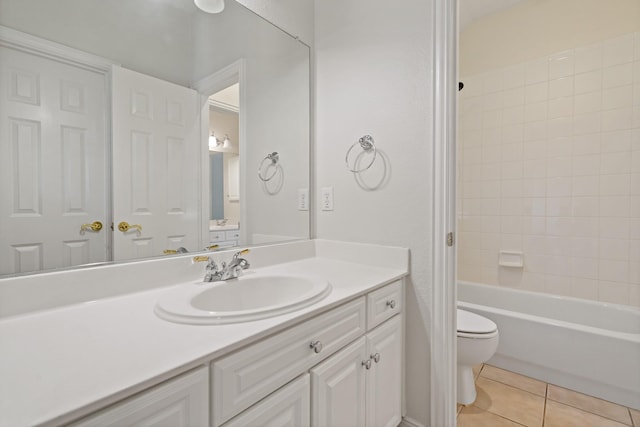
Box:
[0,47,108,275]
[111,66,201,260]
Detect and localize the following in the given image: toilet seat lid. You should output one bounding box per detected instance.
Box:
[457,309,497,334]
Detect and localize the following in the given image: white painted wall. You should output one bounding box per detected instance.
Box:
[236,0,314,46]
[314,1,435,425]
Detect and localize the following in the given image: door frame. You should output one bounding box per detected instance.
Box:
[0,25,116,266]
[430,0,458,426]
[192,59,247,247]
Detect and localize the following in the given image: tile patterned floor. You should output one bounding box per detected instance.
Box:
[457,364,640,427]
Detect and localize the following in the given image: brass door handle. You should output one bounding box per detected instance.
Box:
[117,221,142,233]
[80,221,103,234]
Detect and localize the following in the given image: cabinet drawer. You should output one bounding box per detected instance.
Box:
[222,374,310,427]
[71,367,209,427]
[367,280,403,330]
[225,230,240,240]
[210,231,225,242]
[212,297,366,426]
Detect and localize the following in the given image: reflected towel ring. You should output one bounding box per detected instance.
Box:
[258,152,280,181]
[345,135,377,173]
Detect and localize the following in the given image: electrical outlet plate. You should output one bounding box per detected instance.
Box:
[321,187,334,211]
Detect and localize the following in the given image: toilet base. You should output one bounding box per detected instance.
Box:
[457,365,477,405]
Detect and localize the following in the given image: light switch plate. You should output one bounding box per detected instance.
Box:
[321,187,334,211]
[297,188,309,211]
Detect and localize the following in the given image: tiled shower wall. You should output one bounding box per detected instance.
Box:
[457,32,640,307]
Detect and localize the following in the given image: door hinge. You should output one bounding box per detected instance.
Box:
[446,232,454,247]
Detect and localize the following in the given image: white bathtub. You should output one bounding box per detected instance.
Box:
[458,281,640,409]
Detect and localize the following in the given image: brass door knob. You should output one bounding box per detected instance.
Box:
[80,221,103,234]
[117,221,142,233]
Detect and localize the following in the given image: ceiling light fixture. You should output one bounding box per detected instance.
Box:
[194,0,225,13]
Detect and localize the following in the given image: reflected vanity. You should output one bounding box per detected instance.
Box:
[0,0,310,277]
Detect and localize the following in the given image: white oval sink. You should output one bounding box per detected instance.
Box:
[154,274,332,325]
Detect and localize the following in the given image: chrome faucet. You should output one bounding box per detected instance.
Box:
[198,249,250,282]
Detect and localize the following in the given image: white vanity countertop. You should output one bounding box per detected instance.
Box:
[0,255,407,427]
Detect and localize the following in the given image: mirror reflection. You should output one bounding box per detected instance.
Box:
[0,0,310,277]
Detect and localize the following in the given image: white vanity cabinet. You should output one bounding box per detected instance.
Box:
[68,280,403,427]
[311,314,403,427]
[71,366,209,427]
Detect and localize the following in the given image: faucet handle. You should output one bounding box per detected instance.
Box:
[233,248,250,259]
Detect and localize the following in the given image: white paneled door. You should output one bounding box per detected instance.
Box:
[0,47,108,275]
[111,66,201,260]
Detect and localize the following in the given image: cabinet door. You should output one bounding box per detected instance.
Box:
[71,367,208,427]
[366,315,402,427]
[223,374,310,427]
[310,337,368,427]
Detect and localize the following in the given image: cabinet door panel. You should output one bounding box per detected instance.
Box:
[212,298,366,426]
[223,374,310,427]
[71,367,208,427]
[310,337,367,427]
[366,315,402,427]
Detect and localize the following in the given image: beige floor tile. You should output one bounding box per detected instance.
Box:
[473,377,544,426]
[630,408,640,427]
[547,384,632,425]
[458,405,525,427]
[457,403,464,415]
[545,400,630,427]
[480,364,547,397]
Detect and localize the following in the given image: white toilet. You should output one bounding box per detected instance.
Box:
[457,309,499,405]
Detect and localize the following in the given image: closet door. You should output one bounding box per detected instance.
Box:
[111,65,201,259]
[0,46,108,275]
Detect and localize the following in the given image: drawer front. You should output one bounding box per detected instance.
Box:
[222,374,310,427]
[225,230,240,240]
[212,297,366,426]
[210,231,225,242]
[367,280,403,330]
[71,367,209,427]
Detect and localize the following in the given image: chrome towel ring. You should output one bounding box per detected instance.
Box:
[258,152,280,182]
[345,135,377,173]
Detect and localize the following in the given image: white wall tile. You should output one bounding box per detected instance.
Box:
[526,58,549,84]
[459,32,640,308]
[599,238,629,261]
[601,129,632,153]
[602,85,633,110]
[525,82,548,103]
[548,97,573,119]
[599,195,630,217]
[599,174,630,195]
[572,175,599,196]
[600,217,629,239]
[547,137,573,157]
[573,112,601,135]
[549,51,575,79]
[571,237,599,258]
[571,196,599,217]
[598,281,629,304]
[571,257,599,280]
[602,63,633,89]
[601,151,631,174]
[574,91,602,115]
[601,107,633,131]
[603,34,635,67]
[549,76,574,99]
[573,133,601,156]
[574,70,602,94]
[575,42,603,74]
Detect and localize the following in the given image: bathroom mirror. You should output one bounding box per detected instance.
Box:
[0,0,310,277]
